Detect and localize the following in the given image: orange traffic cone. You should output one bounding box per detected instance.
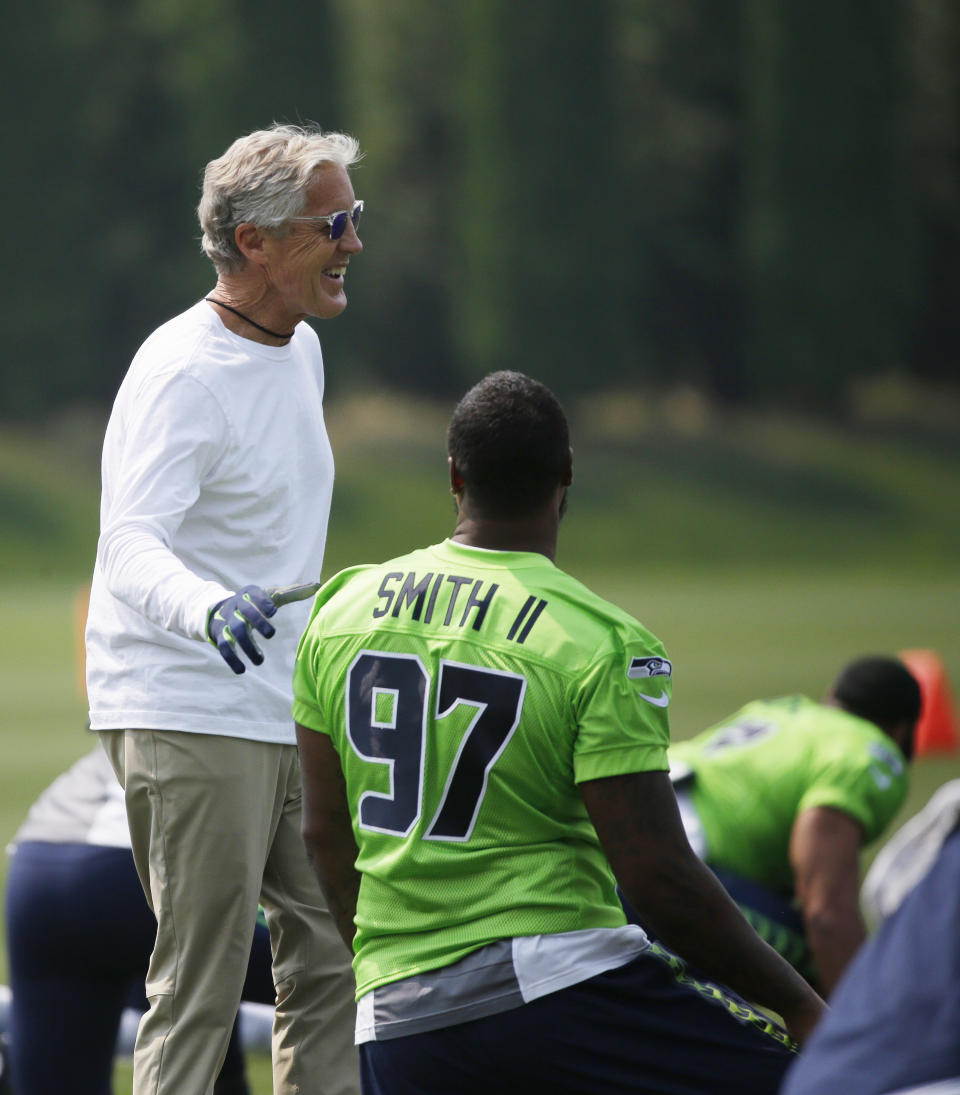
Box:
[899,648,960,756]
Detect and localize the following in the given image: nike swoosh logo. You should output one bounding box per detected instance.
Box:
[637,690,670,708]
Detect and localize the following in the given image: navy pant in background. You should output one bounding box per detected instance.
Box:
[4,842,274,1095]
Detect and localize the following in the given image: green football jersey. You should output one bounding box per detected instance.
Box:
[669,695,907,894]
[293,539,671,998]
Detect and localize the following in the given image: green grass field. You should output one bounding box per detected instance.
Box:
[2,394,959,1093]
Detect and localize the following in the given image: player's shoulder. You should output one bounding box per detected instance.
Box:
[676,694,805,756]
[737,695,877,752]
[794,699,886,745]
[314,560,394,606]
[523,565,668,677]
[716,693,819,731]
[308,542,665,668]
[310,545,441,617]
[790,701,906,784]
[563,574,659,642]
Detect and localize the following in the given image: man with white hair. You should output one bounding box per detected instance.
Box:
[86,123,364,1095]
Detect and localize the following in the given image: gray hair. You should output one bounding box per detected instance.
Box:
[198,123,362,274]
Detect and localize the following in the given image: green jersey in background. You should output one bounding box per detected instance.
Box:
[669,695,908,895]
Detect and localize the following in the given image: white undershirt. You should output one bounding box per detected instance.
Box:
[354,925,651,1043]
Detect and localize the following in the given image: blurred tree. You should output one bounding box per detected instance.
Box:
[741,0,917,408]
[453,0,631,397]
[0,0,341,418]
[332,0,463,398]
[615,0,746,402]
[1,0,98,417]
[903,0,960,384]
[1,0,957,418]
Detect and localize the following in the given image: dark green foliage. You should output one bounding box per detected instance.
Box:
[741,0,916,407]
[1,0,958,417]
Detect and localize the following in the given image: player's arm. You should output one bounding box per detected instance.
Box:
[98,372,234,640]
[580,770,826,1045]
[296,722,360,952]
[789,805,866,995]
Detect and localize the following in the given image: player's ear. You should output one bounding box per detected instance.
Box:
[562,447,573,487]
[449,457,464,495]
[892,718,917,762]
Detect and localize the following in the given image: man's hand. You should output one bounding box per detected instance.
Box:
[206,585,277,674]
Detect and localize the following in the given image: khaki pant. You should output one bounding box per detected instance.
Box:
[101,729,359,1095]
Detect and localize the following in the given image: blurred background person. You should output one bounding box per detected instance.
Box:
[4,746,275,1095]
[656,656,921,995]
[861,776,960,929]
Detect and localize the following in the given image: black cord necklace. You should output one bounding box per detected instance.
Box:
[205,297,295,340]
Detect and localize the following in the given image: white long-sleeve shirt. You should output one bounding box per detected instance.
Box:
[86,300,334,741]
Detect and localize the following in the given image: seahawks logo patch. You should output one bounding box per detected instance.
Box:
[627,656,672,679]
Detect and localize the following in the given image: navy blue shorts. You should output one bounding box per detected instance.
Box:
[360,944,795,1095]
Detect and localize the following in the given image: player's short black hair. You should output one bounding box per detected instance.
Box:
[832,656,922,739]
[447,371,570,517]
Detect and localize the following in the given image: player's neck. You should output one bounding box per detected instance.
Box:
[451,513,559,562]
